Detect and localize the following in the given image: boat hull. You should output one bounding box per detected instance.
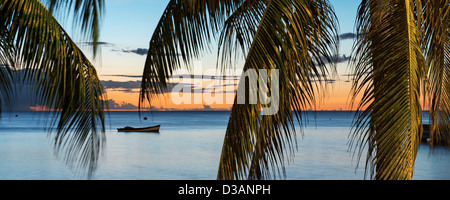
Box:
[118,125,160,133]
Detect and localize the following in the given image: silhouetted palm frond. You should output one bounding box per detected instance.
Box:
[0,0,107,179]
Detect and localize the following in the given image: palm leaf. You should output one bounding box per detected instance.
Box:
[216,0,266,70]
[0,0,107,178]
[139,0,243,109]
[423,0,450,147]
[139,0,338,180]
[217,0,339,180]
[350,0,426,180]
[44,0,105,57]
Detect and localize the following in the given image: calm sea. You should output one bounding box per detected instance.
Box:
[0,111,449,180]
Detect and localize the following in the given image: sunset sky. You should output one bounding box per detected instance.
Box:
[75,0,362,111]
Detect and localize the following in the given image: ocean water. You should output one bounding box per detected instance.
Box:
[0,111,449,180]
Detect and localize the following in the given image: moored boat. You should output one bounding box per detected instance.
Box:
[118,125,160,133]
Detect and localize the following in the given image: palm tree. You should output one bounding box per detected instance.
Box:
[349,0,450,180]
[2,0,446,181]
[139,0,339,180]
[0,0,107,179]
[140,0,449,180]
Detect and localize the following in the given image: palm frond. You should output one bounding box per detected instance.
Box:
[217,0,339,180]
[217,0,266,70]
[0,0,107,179]
[43,0,105,57]
[423,0,450,147]
[139,0,243,109]
[350,0,426,180]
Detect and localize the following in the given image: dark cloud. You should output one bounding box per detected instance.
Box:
[104,75,239,91]
[113,48,148,56]
[102,80,141,90]
[340,32,357,40]
[104,99,138,110]
[102,74,142,79]
[113,48,188,57]
[101,80,142,93]
[310,73,327,78]
[101,79,198,94]
[325,79,336,84]
[309,78,337,84]
[102,74,237,80]
[337,54,351,63]
[218,83,238,87]
[210,75,241,81]
[319,54,351,65]
[109,88,138,93]
[342,73,356,77]
[170,74,241,81]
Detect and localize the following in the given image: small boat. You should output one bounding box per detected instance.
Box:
[117,125,160,133]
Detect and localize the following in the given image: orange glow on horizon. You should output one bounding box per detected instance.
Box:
[102,80,359,111]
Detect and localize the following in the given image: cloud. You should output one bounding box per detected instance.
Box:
[102,80,141,89]
[102,74,142,79]
[101,74,238,80]
[102,80,141,93]
[340,32,357,40]
[318,54,351,65]
[113,48,188,57]
[170,74,241,81]
[337,54,351,63]
[342,73,356,77]
[101,74,241,93]
[113,48,148,56]
[309,78,337,84]
[325,79,336,84]
[101,79,199,94]
[104,99,138,110]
